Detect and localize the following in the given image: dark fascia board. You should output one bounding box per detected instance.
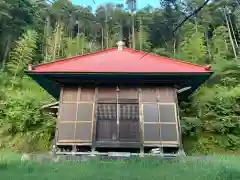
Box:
[26,71,213,76]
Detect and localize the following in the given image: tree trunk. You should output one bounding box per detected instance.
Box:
[1,35,11,72]
[173,38,176,58]
[205,29,212,62]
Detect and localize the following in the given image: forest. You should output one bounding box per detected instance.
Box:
[0,0,239,155]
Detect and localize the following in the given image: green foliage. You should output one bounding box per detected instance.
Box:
[152,47,172,58]
[135,27,152,51]
[63,34,96,57]
[0,73,55,152]
[181,117,202,137]
[178,24,207,64]
[7,29,38,77]
[181,82,240,153]
[211,26,231,62]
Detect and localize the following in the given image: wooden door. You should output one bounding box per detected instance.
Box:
[95,87,140,143]
[95,103,118,141]
[119,103,140,142]
[95,88,118,141]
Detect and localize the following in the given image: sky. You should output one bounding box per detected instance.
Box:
[71,0,160,11]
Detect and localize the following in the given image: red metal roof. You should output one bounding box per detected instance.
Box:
[30,48,211,73]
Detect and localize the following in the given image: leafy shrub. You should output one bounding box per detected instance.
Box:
[0,75,55,152]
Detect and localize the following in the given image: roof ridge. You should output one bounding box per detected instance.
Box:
[32,48,117,69]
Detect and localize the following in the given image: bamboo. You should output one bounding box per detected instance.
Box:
[81,28,85,54]
[105,7,109,49]
[44,16,51,61]
[129,27,132,48]
[52,20,60,60]
[131,13,135,49]
[173,38,176,58]
[57,22,63,58]
[77,19,80,55]
[227,12,238,48]
[224,8,237,58]
[139,16,143,50]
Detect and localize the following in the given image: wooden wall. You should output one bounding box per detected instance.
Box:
[140,88,180,147]
[56,86,181,148]
[56,87,95,145]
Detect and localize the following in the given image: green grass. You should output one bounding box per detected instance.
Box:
[1,152,240,180]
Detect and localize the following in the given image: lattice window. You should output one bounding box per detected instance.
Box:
[119,104,140,142]
[119,104,139,120]
[96,103,117,141]
[97,104,117,120]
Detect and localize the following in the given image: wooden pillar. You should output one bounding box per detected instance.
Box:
[138,88,144,156]
[174,88,185,156]
[91,88,98,155]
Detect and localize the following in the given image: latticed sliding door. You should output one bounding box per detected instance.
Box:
[95,87,140,143]
[96,103,118,141]
[118,88,140,142]
[141,87,180,146]
[57,87,95,144]
[96,88,118,141]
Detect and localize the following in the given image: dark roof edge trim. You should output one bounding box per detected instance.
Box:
[26,71,213,76]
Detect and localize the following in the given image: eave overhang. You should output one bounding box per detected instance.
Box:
[26,71,213,100]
